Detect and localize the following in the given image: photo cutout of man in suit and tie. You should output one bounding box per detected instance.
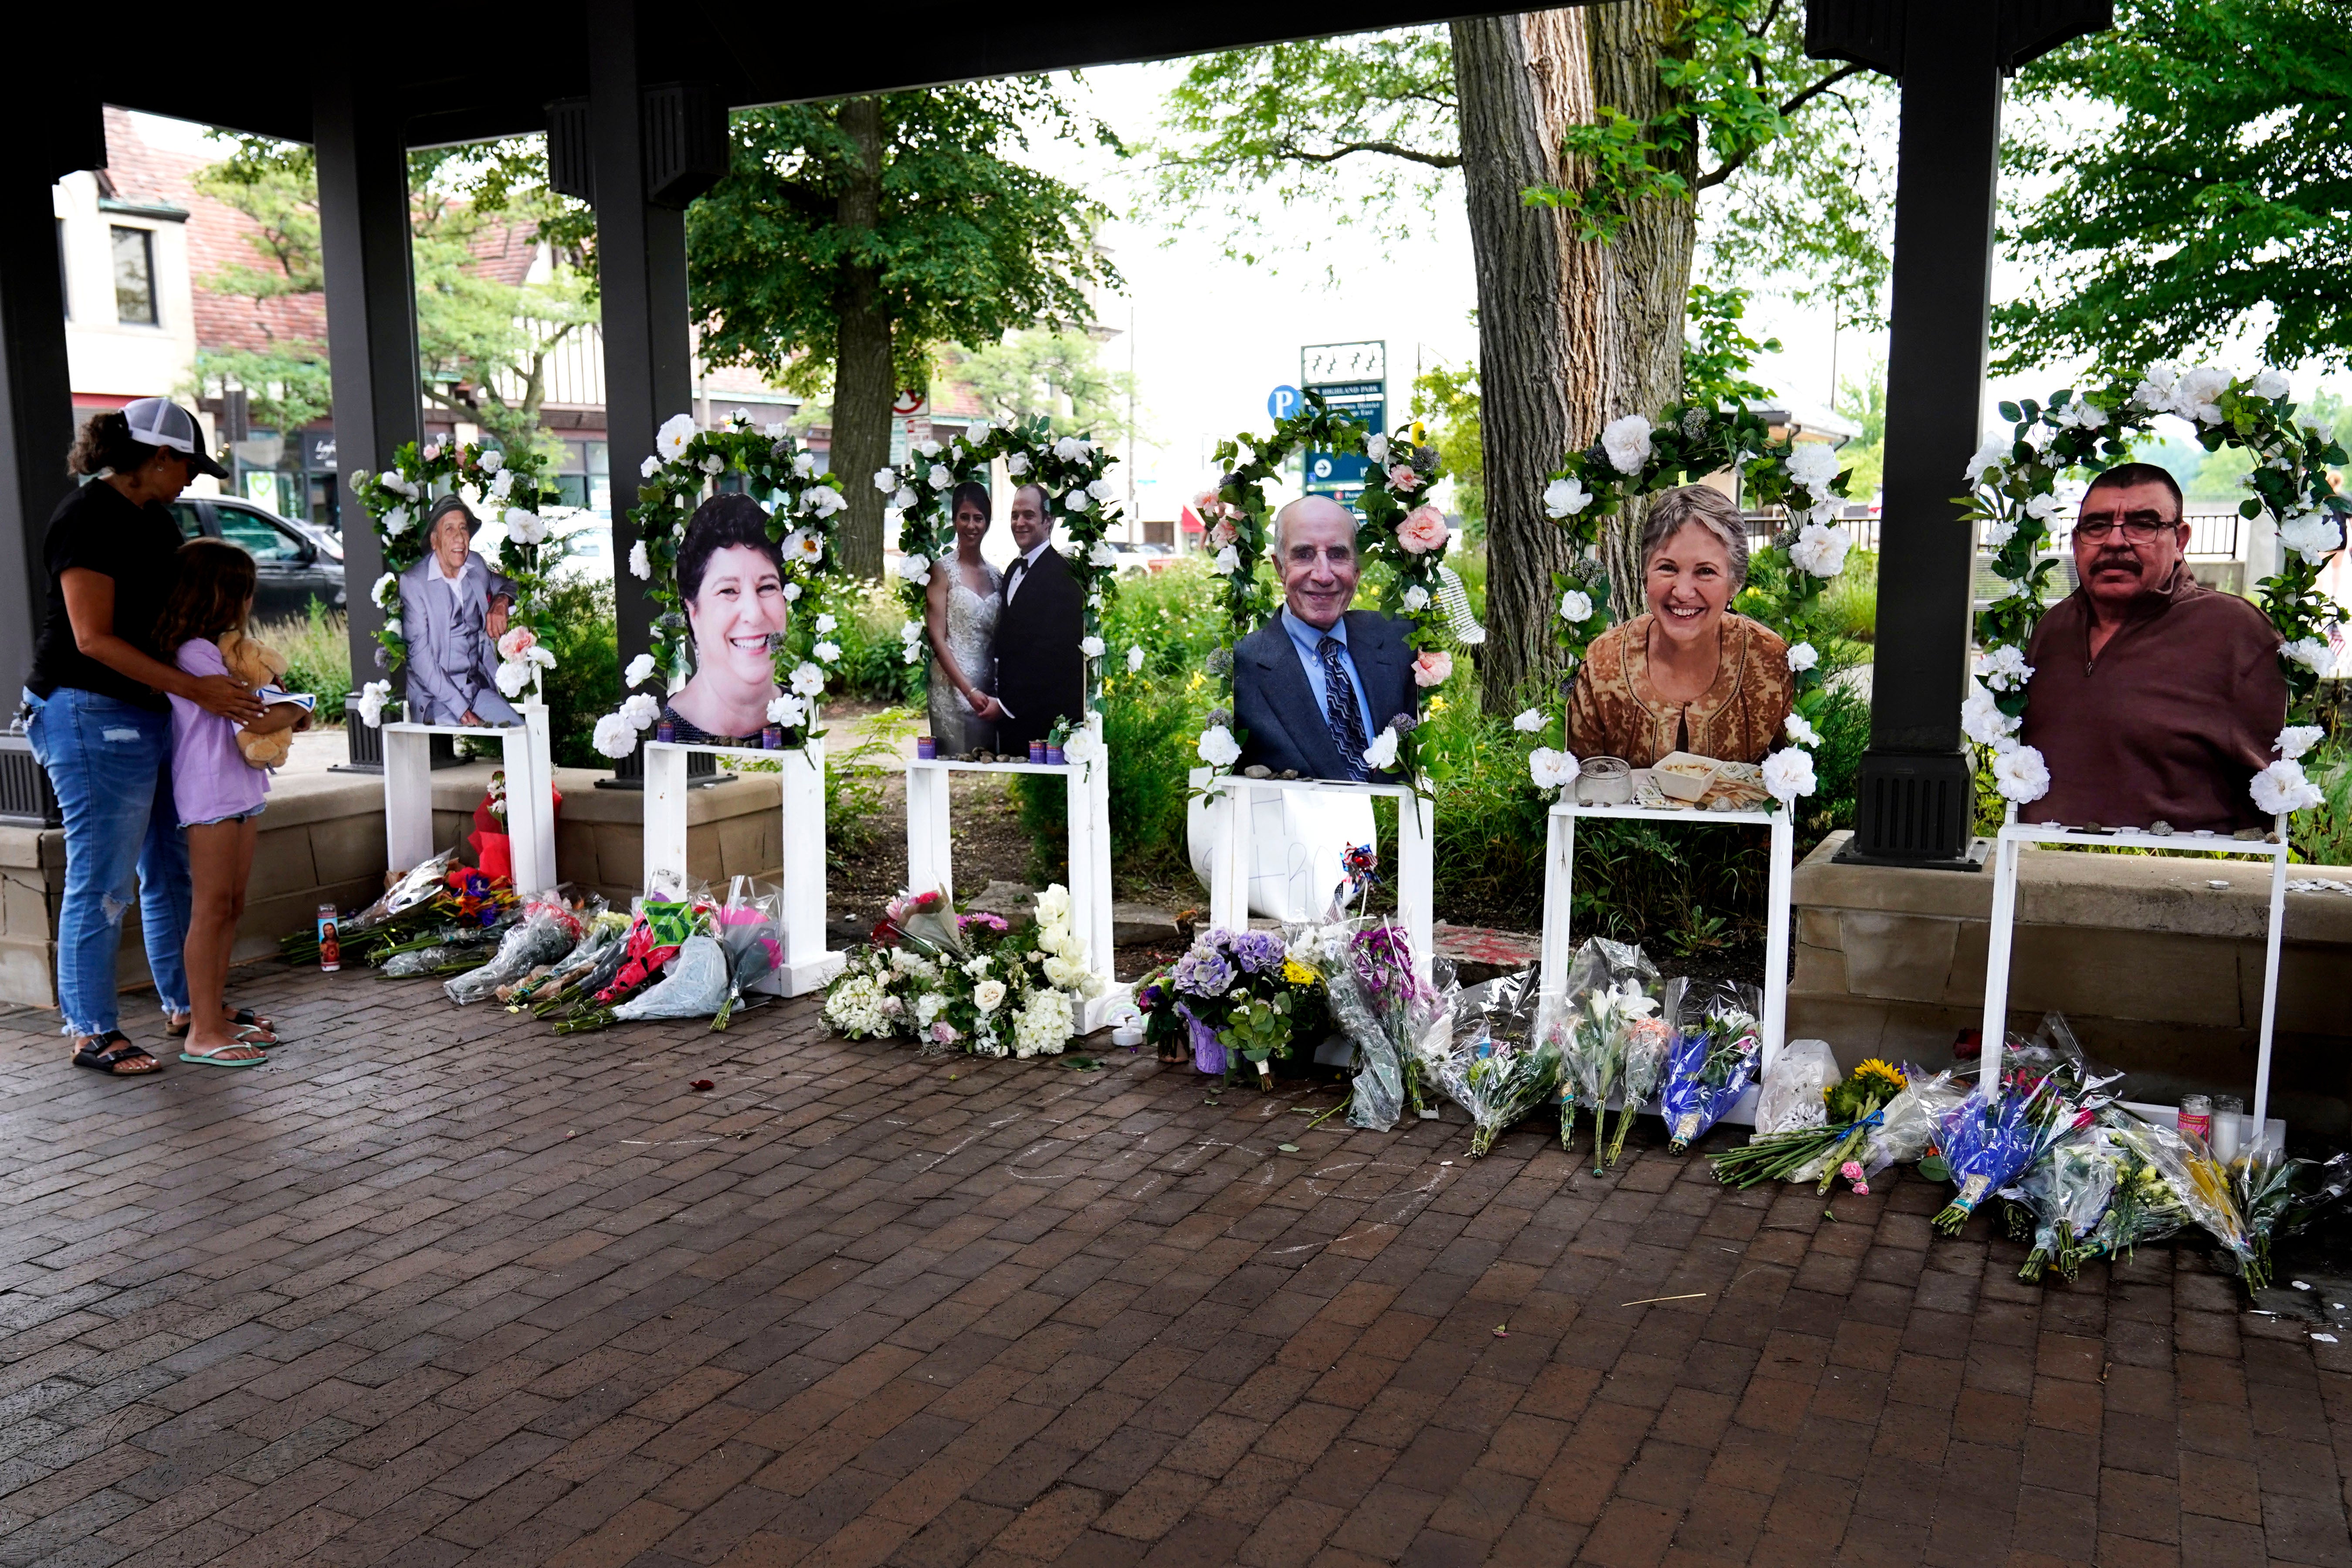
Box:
[1233,494,1416,780]
[989,483,1085,755]
[397,494,519,727]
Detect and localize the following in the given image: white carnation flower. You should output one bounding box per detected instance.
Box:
[371,572,398,609]
[700,454,724,476]
[2276,725,2325,762]
[1080,635,1105,659]
[1976,644,2033,691]
[383,505,412,538]
[1052,436,1089,461]
[1088,477,1118,501]
[1512,708,1545,734]
[2252,758,2324,816]
[1784,441,1840,498]
[1196,725,1242,769]
[1600,414,1653,475]
[1762,748,1817,804]
[354,679,393,728]
[1784,712,1820,747]
[766,693,807,728]
[1528,748,1579,790]
[2278,510,2342,565]
[1542,476,1593,519]
[640,455,662,480]
[2250,368,2291,401]
[1210,545,1240,576]
[793,451,815,475]
[489,469,515,500]
[629,540,652,580]
[873,467,898,494]
[1982,518,2019,552]
[896,553,933,587]
[592,712,639,759]
[2283,638,2336,675]
[1992,743,2051,804]
[789,662,826,697]
[813,640,842,664]
[1786,642,1819,674]
[619,693,661,729]
[494,660,531,699]
[1961,683,2022,746]
[624,653,657,687]
[656,413,698,461]
[1402,586,1430,613]
[1788,522,1853,579]
[806,487,847,518]
[1963,434,2011,486]
[1362,727,1399,772]
[815,613,837,634]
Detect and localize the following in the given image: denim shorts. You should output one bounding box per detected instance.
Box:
[183,804,266,830]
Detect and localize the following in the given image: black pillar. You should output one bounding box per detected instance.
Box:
[315,76,420,759]
[0,88,102,701]
[1809,0,2111,865]
[587,0,694,682]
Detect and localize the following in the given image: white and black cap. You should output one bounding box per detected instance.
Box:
[121,398,229,480]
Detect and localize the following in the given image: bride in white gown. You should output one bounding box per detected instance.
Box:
[925,482,1004,756]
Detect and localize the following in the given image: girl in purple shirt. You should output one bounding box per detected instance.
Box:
[156,539,307,1067]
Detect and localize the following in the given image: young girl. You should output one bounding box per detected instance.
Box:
[155,539,305,1067]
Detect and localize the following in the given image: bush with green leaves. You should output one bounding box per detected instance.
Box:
[255,601,352,724]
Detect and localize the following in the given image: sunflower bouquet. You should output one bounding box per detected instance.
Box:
[1707,1057,1908,1192]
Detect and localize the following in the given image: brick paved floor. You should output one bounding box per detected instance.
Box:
[0,970,2346,1568]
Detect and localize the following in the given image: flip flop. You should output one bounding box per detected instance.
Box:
[166,1007,274,1040]
[178,1044,266,1068]
[71,1033,161,1077]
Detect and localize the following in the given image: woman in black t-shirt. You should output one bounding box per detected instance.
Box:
[21,402,266,1076]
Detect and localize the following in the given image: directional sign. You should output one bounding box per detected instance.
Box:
[1267,384,1303,421]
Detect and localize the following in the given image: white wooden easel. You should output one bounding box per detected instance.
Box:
[1979,805,2289,1149]
[1539,797,1794,1122]
[641,737,842,996]
[383,702,557,896]
[904,716,1128,1031]
[1203,774,1434,985]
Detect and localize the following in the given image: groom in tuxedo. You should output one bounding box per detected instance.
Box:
[1234,494,1416,780]
[991,483,1084,755]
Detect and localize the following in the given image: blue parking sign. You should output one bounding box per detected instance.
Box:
[1267,385,1303,421]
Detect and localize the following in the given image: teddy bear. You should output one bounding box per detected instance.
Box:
[216,628,295,770]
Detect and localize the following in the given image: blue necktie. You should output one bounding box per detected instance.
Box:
[1319,636,1369,782]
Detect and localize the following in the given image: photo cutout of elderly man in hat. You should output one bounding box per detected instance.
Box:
[397,494,519,726]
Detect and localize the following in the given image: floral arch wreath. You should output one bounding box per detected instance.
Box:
[349,436,561,727]
[879,415,1124,721]
[1189,395,1459,789]
[1516,401,1859,808]
[592,409,849,758]
[1961,362,2348,819]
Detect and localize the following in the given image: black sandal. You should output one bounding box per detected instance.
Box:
[166,1007,272,1040]
[71,1033,161,1077]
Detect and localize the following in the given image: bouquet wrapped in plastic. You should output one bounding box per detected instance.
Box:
[1930,1069,2078,1233]
[614,933,732,1020]
[556,897,709,1033]
[351,849,459,931]
[509,910,631,1011]
[1427,972,1556,1156]
[711,877,782,1030]
[2011,1123,2121,1281]
[1550,938,1660,1165]
[2230,1147,2352,1291]
[1708,1057,1907,1192]
[444,892,592,1004]
[1858,1067,1969,1180]
[1290,918,1447,1131]
[1658,978,1763,1152]
[2099,1110,2254,1271]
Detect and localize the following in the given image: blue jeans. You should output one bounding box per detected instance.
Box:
[21,687,191,1036]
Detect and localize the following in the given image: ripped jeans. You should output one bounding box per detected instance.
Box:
[20,688,190,1036]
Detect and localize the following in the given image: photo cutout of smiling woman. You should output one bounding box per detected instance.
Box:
[663,494,787,745]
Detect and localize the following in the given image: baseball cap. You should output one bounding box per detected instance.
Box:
[121,398,229,480]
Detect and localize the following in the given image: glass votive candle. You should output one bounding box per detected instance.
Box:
[1045,745,1066,766]
[762,725,784,750]
[915,736,938,760]
[654,719,677,745]
[1029,741,1047,764]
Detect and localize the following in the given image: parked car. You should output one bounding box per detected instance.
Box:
[168,496,346,622]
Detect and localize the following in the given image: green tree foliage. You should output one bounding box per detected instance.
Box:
[951,328,1136,444]
[1833,360,1886,496]
[685,86,1117,575]
[1408,361,1483,527]
[1998,0,2352,375]
[187,137,595,459]
[1682,282,1781,408]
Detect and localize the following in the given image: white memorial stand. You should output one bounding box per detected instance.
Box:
[1539,797,1795,1124]
[903,723,1129,1032]
[1979,806,2290,1150]
[1203,775,1434,984]
[383,702,558,897]
[642,738,843,997]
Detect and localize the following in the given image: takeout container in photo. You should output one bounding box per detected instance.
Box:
[1652,751,1722,802]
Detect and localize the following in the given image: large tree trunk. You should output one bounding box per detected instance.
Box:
[1455,9,1604,714]
[1587,0,1699,616]
[830,97,892,579]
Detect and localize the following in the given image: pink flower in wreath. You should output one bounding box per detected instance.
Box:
[496,627,538,662]
[1396,505,1449,556]
[1412,650,1454,688]
[931,1021,959,1044]
[1386,463,1421,494]
[1209,518,1238,549]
